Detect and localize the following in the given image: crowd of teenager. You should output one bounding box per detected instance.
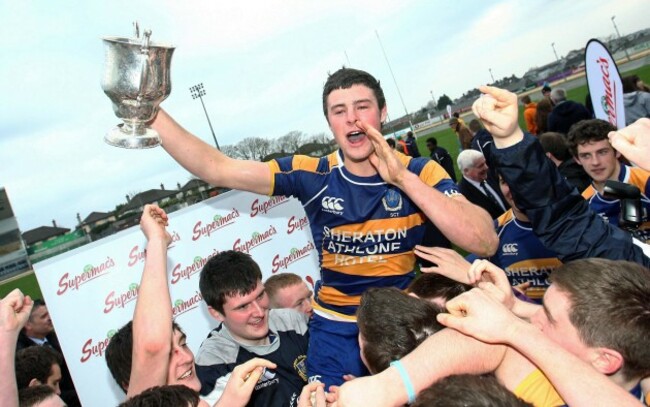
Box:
[2,66,650,407]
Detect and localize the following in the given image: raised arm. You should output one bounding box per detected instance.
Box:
[473,87,650,267]
[127,205,174,398]
[151,110,272,195]
[0,289,33,407]
[337,328,506,406]
[439,288,642,407]
[358,120,498,257]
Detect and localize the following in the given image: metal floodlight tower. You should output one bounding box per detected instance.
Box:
[190,83,220,150]
[611,16,631,62]
[551,42,560,62]
[489,68,495,83]
[375,29,413,131]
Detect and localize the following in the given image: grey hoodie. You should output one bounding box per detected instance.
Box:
[623,91,650,125]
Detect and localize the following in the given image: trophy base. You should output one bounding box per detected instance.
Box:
[105,124,161,149]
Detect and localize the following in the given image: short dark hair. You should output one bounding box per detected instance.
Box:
[468,119,482,133]
[357,287,443,374]
[118,385,200,407]
[622,75,640,93]
[15,346,62,389]
[550,259,650,381]
[412,374,533,407]
[407,131,414,138]
[322,68,385,121]
[520,95,531,104]
[539,132,571,161]
[566,119,616,156]
[407,273,471,303]
[386,138,396,148]
[28,299,46,321]
[18,385,59,407]
[264,272,303,307]
[199,250,262,313]
[106,320,184,393]
[426,137,438,147]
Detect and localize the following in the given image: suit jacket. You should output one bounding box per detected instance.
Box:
[459,178,509,219]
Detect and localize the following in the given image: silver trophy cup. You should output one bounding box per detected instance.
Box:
[101,26,175,148]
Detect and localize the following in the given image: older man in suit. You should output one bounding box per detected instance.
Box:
[457,150,509,219]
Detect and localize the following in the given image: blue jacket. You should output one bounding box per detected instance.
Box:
[491,134,649,267]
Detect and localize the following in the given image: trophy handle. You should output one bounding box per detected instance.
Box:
[137,30,152,104]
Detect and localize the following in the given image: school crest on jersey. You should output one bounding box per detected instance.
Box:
[382,189,403,212]
[293,355,308,382]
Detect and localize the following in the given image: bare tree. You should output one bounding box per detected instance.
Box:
[307,132,334,145]
[236,137,272,161]
[274,131,306,154]
[220,144,241,159]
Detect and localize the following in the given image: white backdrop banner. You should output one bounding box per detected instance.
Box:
[585,39,625,129]
[33,190,320,406]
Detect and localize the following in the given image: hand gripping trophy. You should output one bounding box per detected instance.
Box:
[101,23,175,148]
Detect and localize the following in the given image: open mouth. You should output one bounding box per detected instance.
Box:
[249,316,265,328]
[347,131,366,144]
[178,368,193,380]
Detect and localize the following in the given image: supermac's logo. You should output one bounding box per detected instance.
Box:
[172,291,203,318]
[271,241,316,273]
[104,283,139,314]
[596,56,617,126]
[502,243,519,255]
[80,329,117,363]
[57,257,116,296]
[192,209,240,241]
[233,226,277,253]
[287,215,309,235]
[321,196,344,215]
[171,249,221,285]
[250,196,288,218]
[128,231,181,267]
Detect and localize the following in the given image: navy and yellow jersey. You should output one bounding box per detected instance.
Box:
[581,165,650,229]
[267,149,460,317]
[468,210,561,290]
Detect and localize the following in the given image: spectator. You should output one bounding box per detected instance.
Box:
[567,119,650,231]
[425,137,456,182]
[541,82,552,98]
[622,75,650,125]
[356,288,443,374]
[105,205,272,405]
[407,273,471,309]
[264,273,313,317]
[195,251,309,406]
[395,134,408,154]
[385,138,396,149]
[15,300,79,407]
[404,131,421,157]
[534,97,553,135]
[547,88,591,135]
[520,95,537,135]
[15,346,63,395]
[468,119,499,187]
[18,385,66,407]
[457,149,508,219]
[539,131,591,192]
[449,117,472,151]
[412,375,532,407]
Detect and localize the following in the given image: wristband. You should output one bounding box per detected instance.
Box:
[390,360,416,404]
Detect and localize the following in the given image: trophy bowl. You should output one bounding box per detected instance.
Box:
[101,29,175,148]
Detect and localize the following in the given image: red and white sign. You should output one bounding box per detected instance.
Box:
[33,191,319,406]
[585,39,625,129]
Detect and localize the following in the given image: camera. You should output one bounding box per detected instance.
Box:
[603,180,649,242]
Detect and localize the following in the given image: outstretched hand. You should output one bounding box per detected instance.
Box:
[218,358,277,407]
[356,120,408,187]
[608,118,650,171]
[0,289,33,336]
[471,86,524,147]
[415,245,472,284]
[140,204,171,245]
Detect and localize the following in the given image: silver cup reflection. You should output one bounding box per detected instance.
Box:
[101,28,175,148]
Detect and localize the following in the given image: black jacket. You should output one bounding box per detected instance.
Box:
[458,178,508,219]
[547,101,591,135]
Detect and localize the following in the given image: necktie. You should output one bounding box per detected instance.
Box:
[480,181,504,211]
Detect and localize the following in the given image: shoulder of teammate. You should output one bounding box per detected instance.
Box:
[268,309,309,335]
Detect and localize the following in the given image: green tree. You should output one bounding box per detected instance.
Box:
[436,94,453,111]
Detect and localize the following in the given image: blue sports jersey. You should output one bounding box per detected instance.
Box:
[468,210,561,290]
[582,165,650,229]
[268,149,460,316]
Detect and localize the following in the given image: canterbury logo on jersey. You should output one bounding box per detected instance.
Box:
[502,243,518,255]
[254,368,280,391]
[322,196,344,212]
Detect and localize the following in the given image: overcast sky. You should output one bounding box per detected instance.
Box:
[1,0,648,232]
